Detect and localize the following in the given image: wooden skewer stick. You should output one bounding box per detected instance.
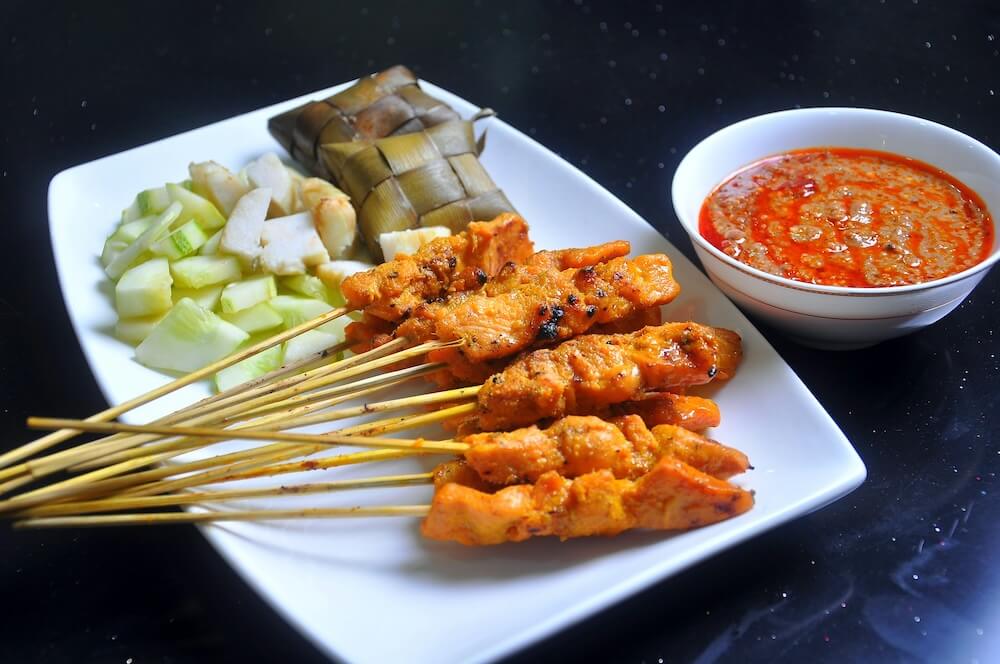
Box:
[17,472,434,518]
[0,403,475,512]
[0,306,351,471]
[14,505,430,529]
[69,363,443,472]
[204,448,427,485]
[26,418,469,455]
[117,403,476,499]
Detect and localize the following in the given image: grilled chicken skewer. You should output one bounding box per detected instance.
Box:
[472,321,741,431]
[18,439,752,541]
[456,414,749,486]
[422,451,754,545]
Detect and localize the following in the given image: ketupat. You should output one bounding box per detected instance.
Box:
[320,120,517,260]
[268,65,461,178]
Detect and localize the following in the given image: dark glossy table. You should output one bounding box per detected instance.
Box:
[3,2,998,662]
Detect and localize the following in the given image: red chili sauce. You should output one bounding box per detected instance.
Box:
[698,148,994,287]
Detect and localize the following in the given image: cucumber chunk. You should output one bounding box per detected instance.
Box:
[135,298,249,373]
[112,216,156,244]
[137,186,172,216]
[166,182,226,231]
[105,202,182,280]
[170,255,242,289]
[172,284,224,311]
[151,220,209,260]
[101,236,129,268]
[220,301,284,333]
[280,274,332,303]
[200,229,223,255]
[116,257,173,318]
[121,186,171,223]
[268,295,349,360]
[214,344,284,393]
[115,313,168,345]
[220,275,277,313]
[267,295,333,328]
[283,328,346,364]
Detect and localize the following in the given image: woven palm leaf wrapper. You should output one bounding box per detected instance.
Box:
[268,65,461,178]
[320,118,517,261]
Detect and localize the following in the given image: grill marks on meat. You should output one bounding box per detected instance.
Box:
[340,213,534,323]
[421,454,754,545]
[476,323,742,431]
[399,253,680,364]
[461,414,748,485]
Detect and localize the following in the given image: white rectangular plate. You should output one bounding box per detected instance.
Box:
[48,80,866,664]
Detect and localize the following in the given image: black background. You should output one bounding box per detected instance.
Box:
[2,1,999,662]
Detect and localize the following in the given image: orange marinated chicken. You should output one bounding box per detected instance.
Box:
[421,454,754,545]
[400,254,680,375]
[476,322,742,431]
[460,414,749,485]
[340,213,534,322]
[343,239,633,356]
[589,305,663,335]
[606,392,721,431]
[610,416,750,480]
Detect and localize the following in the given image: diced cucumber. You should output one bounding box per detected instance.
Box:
[115,313,167,345]
[170,255,241,289]
[214,344,284,393]
[281,274,332,303]
[115,257,173,318]
[151,220,209,260]
[101,236,129,268]
[220,301,283,333]
[283,328,346,364]
[112,216,156,244]
[267,295,333,328]
[200,229,223,255]
[135,298,249,373]
[220,275,277,313]
[105,202,182,280]
[269,295,349,362]
[172,284,224,311]
[166,182,226,230]
[136,186,172,216]
[120,186,170,223]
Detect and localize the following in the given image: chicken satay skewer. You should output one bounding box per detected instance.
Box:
[29,412,747,486]
[11,418,750,520]
[13,453,753,537]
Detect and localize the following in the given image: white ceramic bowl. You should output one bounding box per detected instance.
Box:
[671,107,1000,349]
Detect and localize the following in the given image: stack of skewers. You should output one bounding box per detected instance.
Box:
[2,214,754,546]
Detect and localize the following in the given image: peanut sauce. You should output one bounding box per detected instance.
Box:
[698,147,994,287]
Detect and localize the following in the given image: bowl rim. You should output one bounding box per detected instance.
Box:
[671,106,1000,297]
